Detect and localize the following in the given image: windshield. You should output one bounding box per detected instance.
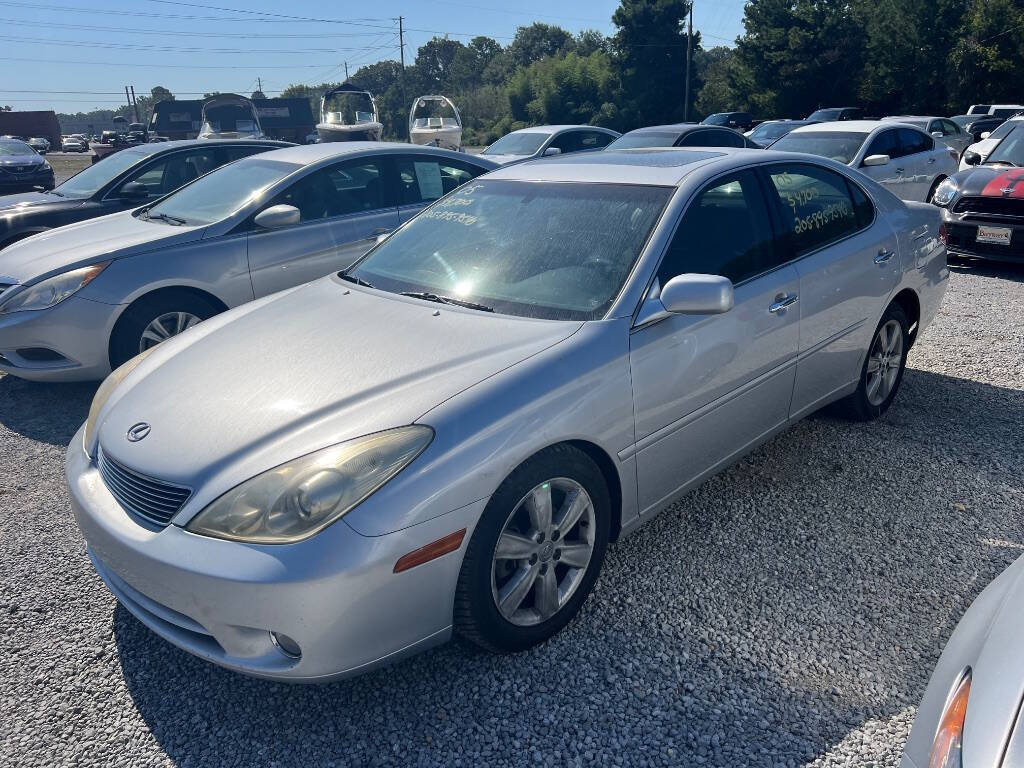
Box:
[771,131,868,164]
[54,148,151,198]
[606,131,680,150]
[701,114,730,126]
[991,107,1024,119]
[0,140,34,156]
[807,109,843,122]
[985,120,1019,142]
[482,132,548,157]
[145,157,298,226]
[347,180,671,320]
[750,123,797,142]
[985,126,1024,165]
[950,115,972,127]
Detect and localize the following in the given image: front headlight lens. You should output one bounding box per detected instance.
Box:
[0,262,108,313]
[932,178,959,207]
[928,671,971,768]
[83,345,156,455]
[186,426,434,544]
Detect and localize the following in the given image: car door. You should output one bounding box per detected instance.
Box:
[246,156,400,297]
[629,170,800,518]
[895,128,936,200]
[760,163,900,418]
[395,154,490,224]
[859,128,906,195]
[938,119,969,155]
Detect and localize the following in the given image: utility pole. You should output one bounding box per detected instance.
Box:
[683,2,693,122]
[257,76,262,95]
[130,85,139,123]
[344,61,349,81]
[124,86,134,124]
[398,15,407,138]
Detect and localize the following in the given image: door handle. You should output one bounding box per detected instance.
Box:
[928,157,936,164]
[768,294,798,313]
[874,249,896,264]
[895,167,905,174]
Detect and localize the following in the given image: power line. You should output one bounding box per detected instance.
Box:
[0,34,389,54]
[0,0,388,24]
[141,0,394,27]
[2,18,390,38]
[0,56,366,69]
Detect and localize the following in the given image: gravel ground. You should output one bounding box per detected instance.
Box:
[1,263,1022,767]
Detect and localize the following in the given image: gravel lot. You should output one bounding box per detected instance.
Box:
[1,263,1022,767]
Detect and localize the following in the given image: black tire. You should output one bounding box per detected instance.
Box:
[109,291,221,369]
[454,444,611,653]
[833,302,910,422]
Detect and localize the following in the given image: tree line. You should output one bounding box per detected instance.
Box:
[56,0,1024,141]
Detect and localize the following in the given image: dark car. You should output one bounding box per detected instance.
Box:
[931,121,1024,262]
[700,111,755,132]
[950,114,1005,142]
[0,139,290,250]
[806,107,863,122]
[745,119,817,148]
[0,138,54,195]
[605,123,759,150]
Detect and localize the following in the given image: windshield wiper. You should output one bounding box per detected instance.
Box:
[45,189,64,197]
[339,271,375,288]
[145,211,187,225]
[400,291,494,312]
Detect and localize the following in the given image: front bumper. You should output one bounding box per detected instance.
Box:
[0,170,54,190]
[0,295,119,381]
[942,206,1024,262]
[66,426,483,682]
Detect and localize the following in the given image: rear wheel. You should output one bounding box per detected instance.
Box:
[834,303,909,421]
[109,291,221,369]
[454,444,610,653]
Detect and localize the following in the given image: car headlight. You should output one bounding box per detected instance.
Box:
[186,426,434,544]
[928,670,971,768]
[932,178,959,207]
[82,345,156,456]
[0,262,108,314]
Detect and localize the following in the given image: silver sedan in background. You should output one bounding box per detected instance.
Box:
[0,142,497,381]
[902,554,1024,768]
[68,148,947,682]
[480,125,620,164]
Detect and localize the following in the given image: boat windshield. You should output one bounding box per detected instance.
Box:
[411,98,460,130]
[323,92,376,125]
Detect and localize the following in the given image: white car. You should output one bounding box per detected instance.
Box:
[960,116,1024,170]
[480,125,620,165]
[882,116,972,157]
[771,120,959,202]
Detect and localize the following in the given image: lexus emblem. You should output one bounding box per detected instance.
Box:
[126,422,151,442]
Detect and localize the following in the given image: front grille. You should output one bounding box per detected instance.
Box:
[97,448,192,528]
[953,196,1024,220]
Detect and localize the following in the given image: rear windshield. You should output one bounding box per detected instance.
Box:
[606,131,681,150]
[750,123,798,141]
[483,132,548,157]
[771,131,868,165]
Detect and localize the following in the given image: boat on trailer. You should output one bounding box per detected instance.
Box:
[408,95,463,151]
[197,94,264,140]
[317,84,383,143]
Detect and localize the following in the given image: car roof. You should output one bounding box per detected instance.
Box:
[508,125,618,135]
[882,115,938,121]
[113,138,290,158]
[485,147,791,185]
[258,140,500,167]
[789,120,894,134]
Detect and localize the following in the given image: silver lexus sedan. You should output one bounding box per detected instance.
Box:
[902,554,1024,768]
[68,148,948,682]
[0,142,496,381]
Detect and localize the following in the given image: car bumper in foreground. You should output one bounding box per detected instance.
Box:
[942,204,1024,262]
[66,427,482,682]
[0,295,118,381]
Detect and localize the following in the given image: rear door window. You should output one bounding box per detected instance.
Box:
[865,129,898,159]
[657,170,779,286]
[271,158,393,222]
[395,156,487,206]
[763,164,862,256]
[898,128,932,156]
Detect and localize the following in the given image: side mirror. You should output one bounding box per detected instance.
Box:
[931,131,944,138]
[862,154,890,167]
[542,146,561,156]
[254,204,300,229]
[660,274,734,315]
[119,181,150,199]
[980,132,991,139]
[963,150,982,166]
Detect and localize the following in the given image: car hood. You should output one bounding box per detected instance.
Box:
[952,165,1024,198]
[0,191,68,212]
[0,154,45,167]
[95,277,582,508]
[0,209,205,284]
[478,153,528,165]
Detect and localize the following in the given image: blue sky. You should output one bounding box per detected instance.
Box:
[0,0,747,113]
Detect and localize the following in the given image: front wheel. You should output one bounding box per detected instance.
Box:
[109,291,221,369]
[834,303,909,421]
[454,444,610,653]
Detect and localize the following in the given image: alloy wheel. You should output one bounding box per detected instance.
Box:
[139,311,203,353]
[491,478,596,627]
[866,319,903,406]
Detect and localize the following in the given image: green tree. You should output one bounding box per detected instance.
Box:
[507,50,620,128]
[694,46,741,117]
[508,23,574,69]
[612,0,698,126]
[415,37,466,92]
[949,0,1024,109]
